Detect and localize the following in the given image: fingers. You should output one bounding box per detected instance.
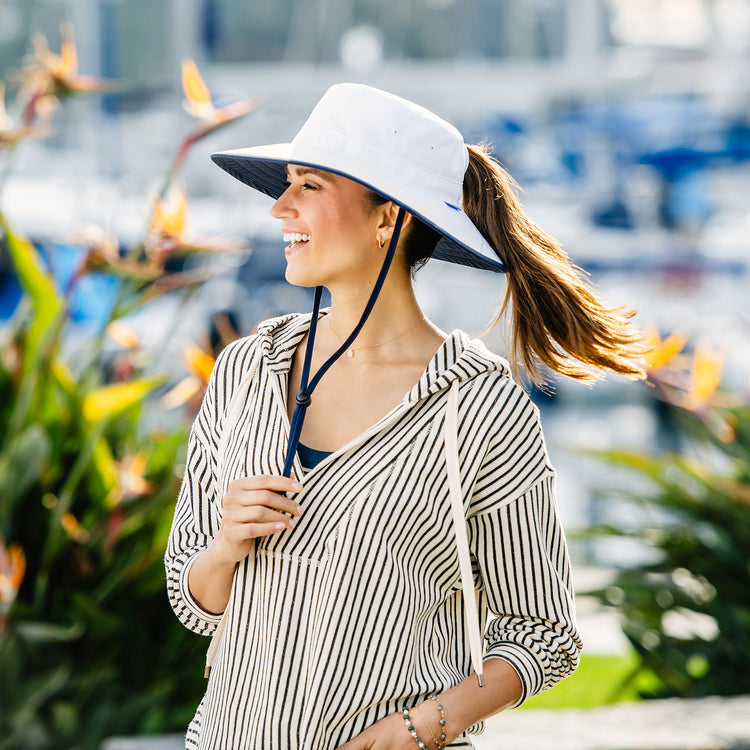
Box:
[214,505,297,563]
[229,474,302,494]
[224,489,303,518]
[216,475,306,561]
[222,518,293,541]
[225,504,299,531]
[223,476,304,517]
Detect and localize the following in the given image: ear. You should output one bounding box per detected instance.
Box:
[375,201,412,238]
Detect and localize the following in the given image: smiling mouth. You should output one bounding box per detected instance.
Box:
[283,232,311,250]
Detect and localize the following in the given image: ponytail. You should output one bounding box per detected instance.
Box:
[463,143,647,386]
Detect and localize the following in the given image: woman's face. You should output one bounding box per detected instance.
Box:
[270,165,386,289]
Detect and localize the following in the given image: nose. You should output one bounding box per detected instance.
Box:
[270,185,295,219]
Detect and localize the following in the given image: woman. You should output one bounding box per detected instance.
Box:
[165,83,645,749]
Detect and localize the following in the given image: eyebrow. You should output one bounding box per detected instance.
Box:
[285,165,332,181]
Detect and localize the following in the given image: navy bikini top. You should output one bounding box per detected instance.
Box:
[297,442,332,473]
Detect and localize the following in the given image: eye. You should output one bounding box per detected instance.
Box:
[301,182,318,191]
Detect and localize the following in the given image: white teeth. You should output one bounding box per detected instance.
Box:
[283,232,310,243]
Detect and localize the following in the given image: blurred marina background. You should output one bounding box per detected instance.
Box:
[1,0,749,746]
[3,0,748,532]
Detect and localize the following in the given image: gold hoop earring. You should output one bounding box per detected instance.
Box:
[378,238,385,248]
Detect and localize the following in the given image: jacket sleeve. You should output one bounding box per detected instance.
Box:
[466,388,581,706]
[164,344,232,636]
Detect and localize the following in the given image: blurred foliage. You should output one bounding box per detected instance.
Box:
[0,29,252,750]
[521,650,660,710]
[585,331,750,698]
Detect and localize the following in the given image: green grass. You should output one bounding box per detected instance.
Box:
[520,650,660,710]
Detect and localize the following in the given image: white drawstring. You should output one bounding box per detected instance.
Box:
[444,379,485,687]
[205,346,263,678]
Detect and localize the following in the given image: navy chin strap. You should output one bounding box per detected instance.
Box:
[282,207,406,477]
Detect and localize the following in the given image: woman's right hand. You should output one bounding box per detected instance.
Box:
[188,474,304,615]
[212,475,304,564]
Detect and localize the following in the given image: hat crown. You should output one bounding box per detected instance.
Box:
[290,84,468,206]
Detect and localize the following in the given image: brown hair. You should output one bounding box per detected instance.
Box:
[463,143,647,385]
[367,144,647,385]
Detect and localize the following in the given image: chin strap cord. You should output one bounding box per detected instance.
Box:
[282,207,406,478]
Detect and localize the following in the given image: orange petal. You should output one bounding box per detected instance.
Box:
[59,24,79,77]
[117,452,156,498]
[717,421,736,444]
[75,223,121,263]
[152,188,188,238]
[61,512,88,543]
[181,59,212,107]
[8,545,26,590]
[645,329,686,370]
[687,346,724,408]
[124,451,148,477]
[0,542,26,603]
[183,343,216,383]
[160,375,203,410]
[106,320,140,350]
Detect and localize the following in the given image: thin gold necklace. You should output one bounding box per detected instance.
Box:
[327,316,423,358]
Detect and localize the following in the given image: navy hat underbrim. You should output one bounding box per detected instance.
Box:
[211,152,505,274]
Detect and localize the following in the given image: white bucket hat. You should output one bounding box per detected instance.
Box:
[211,83,505,273]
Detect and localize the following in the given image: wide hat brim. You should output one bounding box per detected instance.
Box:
[211,144,505,273]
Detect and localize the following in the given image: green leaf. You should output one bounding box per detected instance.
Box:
[2,664,71,750]
[50,701,78,739]
[82,375,165,423]
[0,423,51,525]
[14,620,85,643]
[0,211,65,371]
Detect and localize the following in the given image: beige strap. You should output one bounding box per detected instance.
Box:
[444,379,485,687]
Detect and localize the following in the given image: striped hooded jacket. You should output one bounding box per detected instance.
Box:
[165,311,581,749]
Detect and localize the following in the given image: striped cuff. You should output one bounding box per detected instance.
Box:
[168,552,224,635]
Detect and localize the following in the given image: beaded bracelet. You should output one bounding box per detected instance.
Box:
[402,696,447,750]
[416,704,440,749]
[402,708,428,749]
[430,695,447,748]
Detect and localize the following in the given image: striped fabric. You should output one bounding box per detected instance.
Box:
[165,312,581,750]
